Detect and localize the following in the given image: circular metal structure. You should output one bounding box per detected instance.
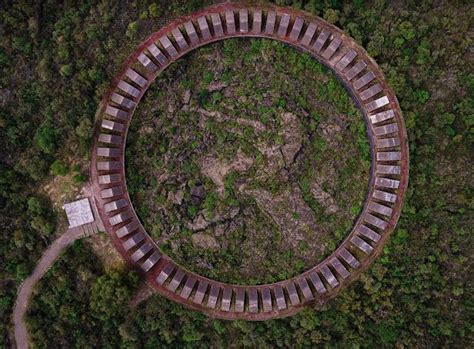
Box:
[90,2,408,320]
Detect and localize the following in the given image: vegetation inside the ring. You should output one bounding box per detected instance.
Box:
[127,38,370,284]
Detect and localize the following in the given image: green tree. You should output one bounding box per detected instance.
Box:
[27,196,46,215]
[90,270,138,323]
[50,160,68,176]
[35,125,58,154]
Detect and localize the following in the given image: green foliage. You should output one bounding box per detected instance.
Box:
[126,21,138,38]
[90,269,139,323]
[27,242,139,347]
[50,159,69,176]
[203,191,218,213]
[323,8,339,24]
[26,195,55,236]
[35,125,58,154]
[415,89,430,104]
[148,3,160,18]
[72,173,87,183]
[27,196,46,216]
[30,216,54,236]
[59,63,74,77]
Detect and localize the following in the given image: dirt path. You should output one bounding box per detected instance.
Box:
[12,225,95,349]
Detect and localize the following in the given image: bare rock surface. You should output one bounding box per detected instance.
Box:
[311,182,338,214]
[192,232,220,250]
[167,189,184,205]
[188,215,209,231]
[280,112,302,166]
[200,150,254,196]
[245,184,325,253]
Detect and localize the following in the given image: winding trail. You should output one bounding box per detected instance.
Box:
[12,223,99,349]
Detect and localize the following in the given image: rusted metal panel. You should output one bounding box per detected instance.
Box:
[330,257,350,279]
[111,92,136,109]
[286,282,300,305]
[375,177,400,189]
[265,11,276,34]
[345,60,367,81]
[171,28,188,49]
[197,16,211,40]
[351,236,373,254]
[252,9,262,34]
[180,276,197,299]
[296,277,314,300]
[207,283,220,309]
[312,28,330,53]
[123,232,145,251]
[167,269,185,292]
[261,287,272,312]
[274,285,287,310]
[221,287,232,311]
[156,263,175,285]
[137,52,158,72]
[125,68,148,87]
[239,9,249,33]
[289,17,304,41]
[98,174,121,185]
[335,49,357,71]
[358,225,381,243]
[322,37,341,59]
[373,189,397,203]
[360,83,383,101]
[131,242,153,262]
[248,288,258,313]
[353,71,375,90]
[277,13,291,37]
[100,186,123,199]
[234,288,245,312]
[364,213,388,230]
[147,43,168,65]
[116,221,139,238]
[97,147,121,158]
[338,248,360,269]
[374,123,399,136]
[117,80,140,98]
[320,265,339,288]
[193,281,209,305]
[184,21,200,45]
[141,250,161,272]
[301,22,317,46]
[109,210,132,226]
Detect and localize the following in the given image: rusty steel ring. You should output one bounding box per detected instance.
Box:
[90,2,409,320]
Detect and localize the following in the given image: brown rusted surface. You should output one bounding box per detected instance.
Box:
[90,2,409,320]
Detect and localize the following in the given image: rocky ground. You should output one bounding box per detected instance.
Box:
[126,38,370,284]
